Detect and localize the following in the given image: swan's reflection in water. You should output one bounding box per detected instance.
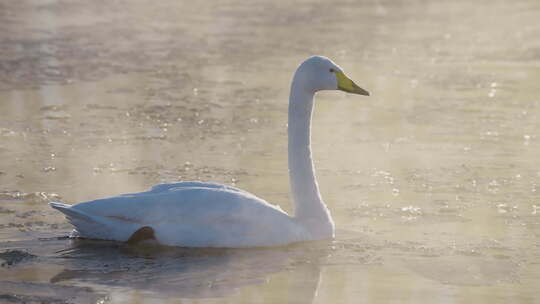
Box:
[52,239,329,302]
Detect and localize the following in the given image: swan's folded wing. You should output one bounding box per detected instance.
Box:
[71,185,285,226]
[68,185,302,247]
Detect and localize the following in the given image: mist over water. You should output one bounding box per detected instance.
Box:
[0,0,539,303]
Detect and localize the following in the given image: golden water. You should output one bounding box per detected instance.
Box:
[0,0,539,302]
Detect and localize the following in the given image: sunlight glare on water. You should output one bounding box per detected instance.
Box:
[0,0,539,303]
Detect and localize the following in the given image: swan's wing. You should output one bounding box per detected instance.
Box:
[69,184,302,247]
[72,183,284,225]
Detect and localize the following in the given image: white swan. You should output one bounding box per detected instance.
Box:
[50,56,369,248]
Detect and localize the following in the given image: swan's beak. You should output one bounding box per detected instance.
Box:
[336,71,370,96]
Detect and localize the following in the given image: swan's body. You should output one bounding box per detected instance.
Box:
[51,182,305,247]
[50,56,369,248]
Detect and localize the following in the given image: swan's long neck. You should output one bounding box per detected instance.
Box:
[288,79,334,238]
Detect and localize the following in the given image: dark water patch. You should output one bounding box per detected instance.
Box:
[0,207,15,214]
[0,280,104,304]
[0,250,35,267]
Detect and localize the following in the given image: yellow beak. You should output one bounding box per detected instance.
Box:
[335,71,370,96]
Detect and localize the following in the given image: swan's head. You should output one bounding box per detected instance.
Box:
[294,56,369,96]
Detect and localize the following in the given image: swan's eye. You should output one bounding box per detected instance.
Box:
[329,68,335,73]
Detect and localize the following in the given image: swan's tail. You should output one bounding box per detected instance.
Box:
[49,202,133,241]
[49,202,92,222]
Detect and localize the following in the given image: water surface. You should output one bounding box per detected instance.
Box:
[0,0,539,303]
